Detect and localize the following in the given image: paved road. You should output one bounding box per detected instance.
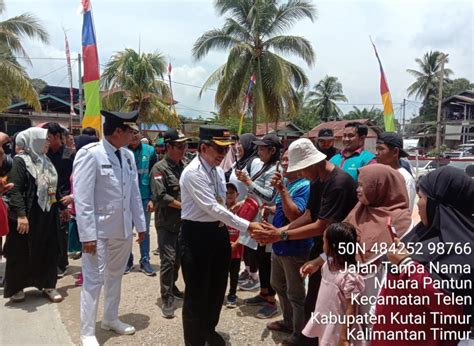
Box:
[0,260,73,345]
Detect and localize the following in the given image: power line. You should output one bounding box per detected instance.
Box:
[14,56,74,61]
[37,64,68,79]
[175,103,216,114]
[172,80,217,92]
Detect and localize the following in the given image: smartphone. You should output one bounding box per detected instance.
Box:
[386,217,397,241]
[275,160,281,173]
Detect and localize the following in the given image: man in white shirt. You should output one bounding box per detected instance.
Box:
[179,125,262,345]
[375,132,416,212]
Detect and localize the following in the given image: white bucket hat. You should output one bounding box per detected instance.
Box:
[287,138,327,173]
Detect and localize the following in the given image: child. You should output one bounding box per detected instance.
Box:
[300,222,365,345]
[225,182,244,308]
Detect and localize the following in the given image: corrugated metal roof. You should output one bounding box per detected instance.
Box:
[255,121,303,136]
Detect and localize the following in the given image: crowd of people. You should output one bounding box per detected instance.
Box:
[0,115,472,346]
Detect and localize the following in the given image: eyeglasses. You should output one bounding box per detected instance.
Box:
[171,143,188,150]
[209,143,229,154]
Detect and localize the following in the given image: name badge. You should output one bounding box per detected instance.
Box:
[101,164,112,168]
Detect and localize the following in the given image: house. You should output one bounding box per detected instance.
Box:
[0,85,81,135]
[140,123,169,143]
[306,119,382,153]
[442,90,474,146]
[255,121,304,147]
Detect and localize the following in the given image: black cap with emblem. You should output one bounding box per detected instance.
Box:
[317,128,334,139]
[163,128,189,143]
[199,125,234,146]
[101,110,140,132]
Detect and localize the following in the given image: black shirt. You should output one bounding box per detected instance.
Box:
[316,144,339,161]
[47,145,74,199]
[307,166,358,224]
[306,166,358,253]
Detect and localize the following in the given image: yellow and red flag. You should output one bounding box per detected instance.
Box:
[371,40,396,132]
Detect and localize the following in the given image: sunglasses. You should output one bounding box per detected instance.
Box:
[209,143,229,154]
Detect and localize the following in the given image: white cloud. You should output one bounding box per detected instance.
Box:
[4,0,473,122]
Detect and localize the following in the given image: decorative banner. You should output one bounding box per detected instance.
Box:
[238,72,256,135]
[81,0,102,136]
[64,30,76,117]
[370,38,396,132]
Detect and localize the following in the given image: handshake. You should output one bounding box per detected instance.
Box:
[247,221,282,245]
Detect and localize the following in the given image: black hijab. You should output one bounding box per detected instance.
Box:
[403,166,474,315]
[235,133,258,171]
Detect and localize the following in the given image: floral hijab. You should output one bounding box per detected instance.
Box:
[16,128,58,212]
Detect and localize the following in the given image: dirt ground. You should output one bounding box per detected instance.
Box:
[56,220,289,345]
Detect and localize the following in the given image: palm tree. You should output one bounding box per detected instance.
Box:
[0,0,49,111]
[101,48,177,127]
[344,106,384,128]
[193,0,316,133]
[306,75,347,122]
[406,51,453,103]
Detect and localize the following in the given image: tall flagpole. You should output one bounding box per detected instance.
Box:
[238,73,256,135]
[63,29,76,132]
[167,62,179,126]
[78,53,83,124]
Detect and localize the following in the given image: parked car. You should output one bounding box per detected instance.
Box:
[414,159,449,180]
[448,160,474,178]
[443,151,464,158]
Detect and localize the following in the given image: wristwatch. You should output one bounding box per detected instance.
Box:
[280,230,289,241]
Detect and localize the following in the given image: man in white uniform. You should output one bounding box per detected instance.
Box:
[73,110,146,346]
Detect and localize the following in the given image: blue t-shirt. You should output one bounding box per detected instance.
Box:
[272,178,312,256]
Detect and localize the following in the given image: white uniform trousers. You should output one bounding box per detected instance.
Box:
[80,237,133,336]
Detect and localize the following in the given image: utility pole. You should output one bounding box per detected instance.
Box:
[402,98,406,136]
[78,53,83,124]
[435,53,448,167]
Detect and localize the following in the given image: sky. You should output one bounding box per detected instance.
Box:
[4,0,474,123]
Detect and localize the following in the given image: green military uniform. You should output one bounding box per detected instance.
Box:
[150,155,184,230]
[150,127,189,318]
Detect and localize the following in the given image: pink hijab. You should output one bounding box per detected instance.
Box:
[344,164,412,264]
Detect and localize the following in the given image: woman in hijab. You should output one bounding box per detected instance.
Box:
[3,127,63,303]
[228,133,262,201]
[344,164,413,264]
[343,164,412,325]
[372,167,473,345]
[61,134,100,286]
[236,134,282,318]
[227,133,263,291]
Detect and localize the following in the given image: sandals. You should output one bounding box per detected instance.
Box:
[43,289,63,303]
[10,290,25,303]
[267,320,293,334]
